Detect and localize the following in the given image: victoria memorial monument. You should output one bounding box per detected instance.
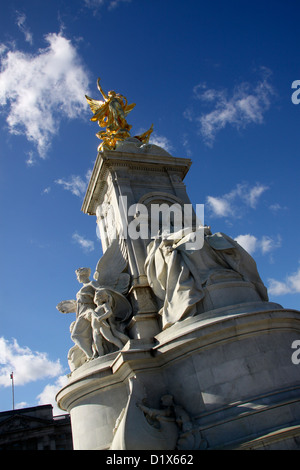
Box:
[56,78,300,450]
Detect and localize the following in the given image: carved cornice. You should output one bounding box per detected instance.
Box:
[81,150,192,216]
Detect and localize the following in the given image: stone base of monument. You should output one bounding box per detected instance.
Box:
[56,302,300,450]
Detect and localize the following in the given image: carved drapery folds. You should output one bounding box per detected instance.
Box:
[145,226,268,330]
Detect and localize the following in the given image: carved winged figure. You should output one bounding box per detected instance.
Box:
[57,238,132,369]
[85,78,135,150]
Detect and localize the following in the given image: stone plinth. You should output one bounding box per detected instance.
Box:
[56,303,300,450]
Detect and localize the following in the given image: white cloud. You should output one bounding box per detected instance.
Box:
[42,186,51,195]
[72,232,95,252]
[182,133,192,156]
[55,175,87,197]
[11,376,68,414]
[0,32,89,158]
[37,375,69,415]
[269,203,286,213]
[15,12,33,45]
[206,195,232,217]
[108,0,131,8]
[84,0,105,7]
[25,151,36,167]
[268,279,290,296]
[235,233,281,256]
[247,184,269,208]
[0,337,63,388]
[15,401,28,410]
[0,44,7,56]
[55,169,92,197]
[260,235,281,254]
[206,182,268,218]
[234,234,258,254]
[0,337,68,414]
[150,133,173,153]
[83,0,131,11]
[268,266,300,296]
[185,69,275,146]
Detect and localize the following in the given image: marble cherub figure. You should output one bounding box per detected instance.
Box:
[91,289,130,357]
[57,238,132,370]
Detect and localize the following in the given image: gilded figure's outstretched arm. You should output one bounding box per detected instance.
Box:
[97,78,108,101]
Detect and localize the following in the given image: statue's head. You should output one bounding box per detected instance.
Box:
[160,395,174,407]
[75,267,91,283]
[108,90,116,97]
[94,289,112,307]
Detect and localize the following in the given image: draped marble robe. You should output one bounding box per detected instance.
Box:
[145,228,268,329]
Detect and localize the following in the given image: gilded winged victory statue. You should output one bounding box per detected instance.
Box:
[86,78,153,150]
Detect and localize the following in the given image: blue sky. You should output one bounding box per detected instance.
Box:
[0,0,300,414]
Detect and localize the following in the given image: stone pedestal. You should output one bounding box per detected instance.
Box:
[56,302,300,450]
[57,141,300,450]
